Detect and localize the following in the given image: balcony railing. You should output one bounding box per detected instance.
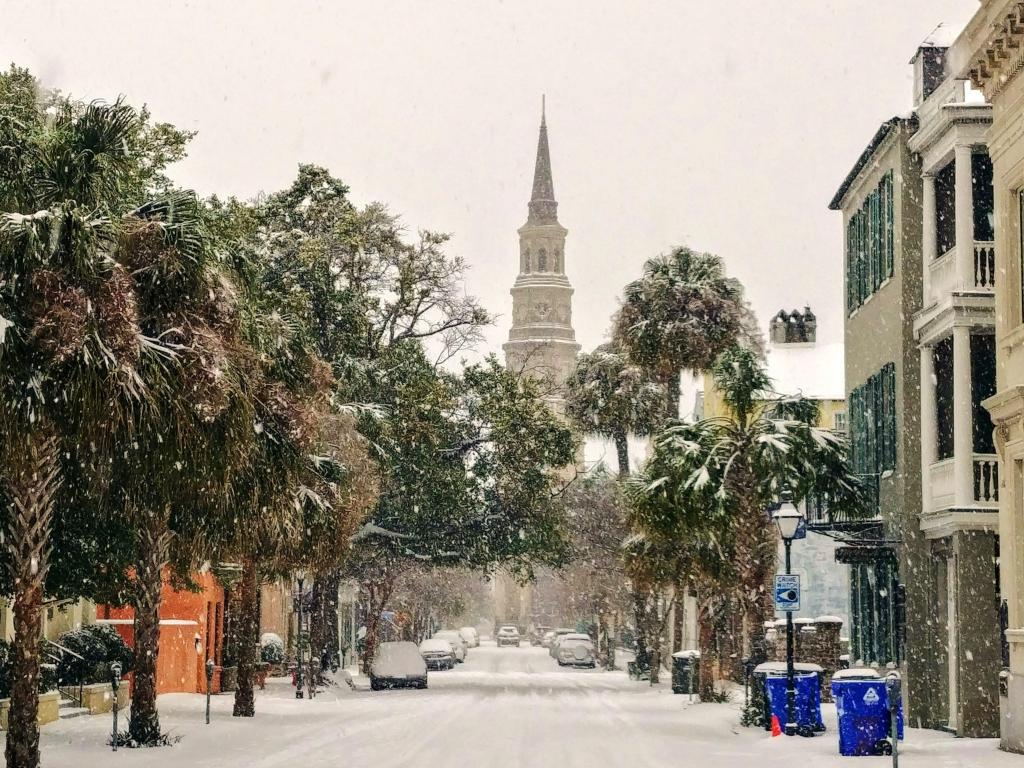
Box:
[974,242,996,289]
[974,455,999,503]
[927,242,996,301]
[927,453,999,510]
[805,475,881,532]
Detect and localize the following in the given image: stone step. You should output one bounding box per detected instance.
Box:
[58,699,90,719]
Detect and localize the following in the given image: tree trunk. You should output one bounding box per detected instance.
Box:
[360,577,396,675]
[3,434,59,768]
[613,430,630,478]
[232,555,259,717]
[697,600,717,701]
[631,587,650,673]
[664,370,681,422]
[129,508,172,746]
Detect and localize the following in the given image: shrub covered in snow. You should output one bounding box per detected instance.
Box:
[0,640,59,697]
[55,624,134,686]
[260,632,285,664]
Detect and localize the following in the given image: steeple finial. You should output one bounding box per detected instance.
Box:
[528,96,557,223]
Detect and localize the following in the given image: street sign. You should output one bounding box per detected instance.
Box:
[774,574,801,612]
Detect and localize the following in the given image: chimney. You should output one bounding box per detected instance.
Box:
[912,45,948,106]
[802,306,817,343]
[770,311,788,344]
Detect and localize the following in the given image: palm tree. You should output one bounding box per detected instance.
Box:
[0,78,142,767]
[633,346,865,677]
[565,343,664,477]
[614,247,745,420]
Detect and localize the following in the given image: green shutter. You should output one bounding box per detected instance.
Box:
[884,172,894,279]
[885,363,896,471]
[846,220,856,314]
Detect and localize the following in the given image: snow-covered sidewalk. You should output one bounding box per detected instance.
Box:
[9,645,1020,767]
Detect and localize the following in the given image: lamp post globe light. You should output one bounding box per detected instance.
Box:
[772,490,804,737]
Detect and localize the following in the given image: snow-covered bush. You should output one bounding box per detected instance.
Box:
[55,624,134,685]
[0,640,59,697]
[260,632,285,665]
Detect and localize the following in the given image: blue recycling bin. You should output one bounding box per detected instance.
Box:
[831,678,904,756]
[765,672,825,734]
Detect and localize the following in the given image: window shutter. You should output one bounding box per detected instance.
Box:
[885,364,896,470]
[885,172,894,279]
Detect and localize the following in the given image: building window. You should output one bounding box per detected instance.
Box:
[847,171,895,315]
[538,248,547,272]
[834,411,847,433]
[522,248,531,273]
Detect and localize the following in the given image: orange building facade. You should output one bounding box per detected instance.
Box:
[98,571,226,696]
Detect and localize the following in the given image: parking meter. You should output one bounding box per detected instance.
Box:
[110,662,122,752]
[884,672,901,767]
[205,658,215,724]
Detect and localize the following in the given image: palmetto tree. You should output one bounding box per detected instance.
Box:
[634,346,865,670]
[614,247,745,420]
[565,343,664,477]
[0,77,145,767]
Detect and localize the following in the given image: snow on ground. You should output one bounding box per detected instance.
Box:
[11,642,1020,767]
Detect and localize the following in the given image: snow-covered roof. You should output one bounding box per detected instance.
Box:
[763,341,844,402]
[921,22,959,49]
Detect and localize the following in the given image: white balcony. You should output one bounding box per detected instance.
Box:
[927,242,995,303]
[927,453,999,512]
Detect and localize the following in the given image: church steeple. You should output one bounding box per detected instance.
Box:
[528,97,558,224]
[504,96,579,407]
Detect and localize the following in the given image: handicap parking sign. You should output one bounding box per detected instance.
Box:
[774,574,800,612]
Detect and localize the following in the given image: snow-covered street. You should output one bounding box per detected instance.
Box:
[12,641,1017,767]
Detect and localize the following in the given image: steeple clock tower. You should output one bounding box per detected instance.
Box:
[503,100,580,404]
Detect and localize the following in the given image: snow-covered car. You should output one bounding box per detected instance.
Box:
[540,630,557,648]
[548,628,576,658]
[459,626,480,648]
[433,630,467,662]
[529,626,550,646]
[496,625,520,647]
[419,638,456,670]
[370,641,428,690]
[556,634,596,667]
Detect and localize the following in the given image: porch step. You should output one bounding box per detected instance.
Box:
[58,699,89,719]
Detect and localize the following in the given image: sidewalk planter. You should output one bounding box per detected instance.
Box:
[80,682,130,715]
[0,690,61,730]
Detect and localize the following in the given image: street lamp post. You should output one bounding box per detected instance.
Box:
[295,574,306,699]
[772,492,803,738]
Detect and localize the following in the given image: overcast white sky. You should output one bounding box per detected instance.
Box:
[5,0,979,372]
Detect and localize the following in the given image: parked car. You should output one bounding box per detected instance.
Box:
[419,638,456,670]
[370,641,428,690]
[496,625,521,647]
[540,630,557,648]
[555,633,596,668]
[548,628,576,658]
[529,625,551,646]
[433,630,468,662]
[459,626,480,648]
